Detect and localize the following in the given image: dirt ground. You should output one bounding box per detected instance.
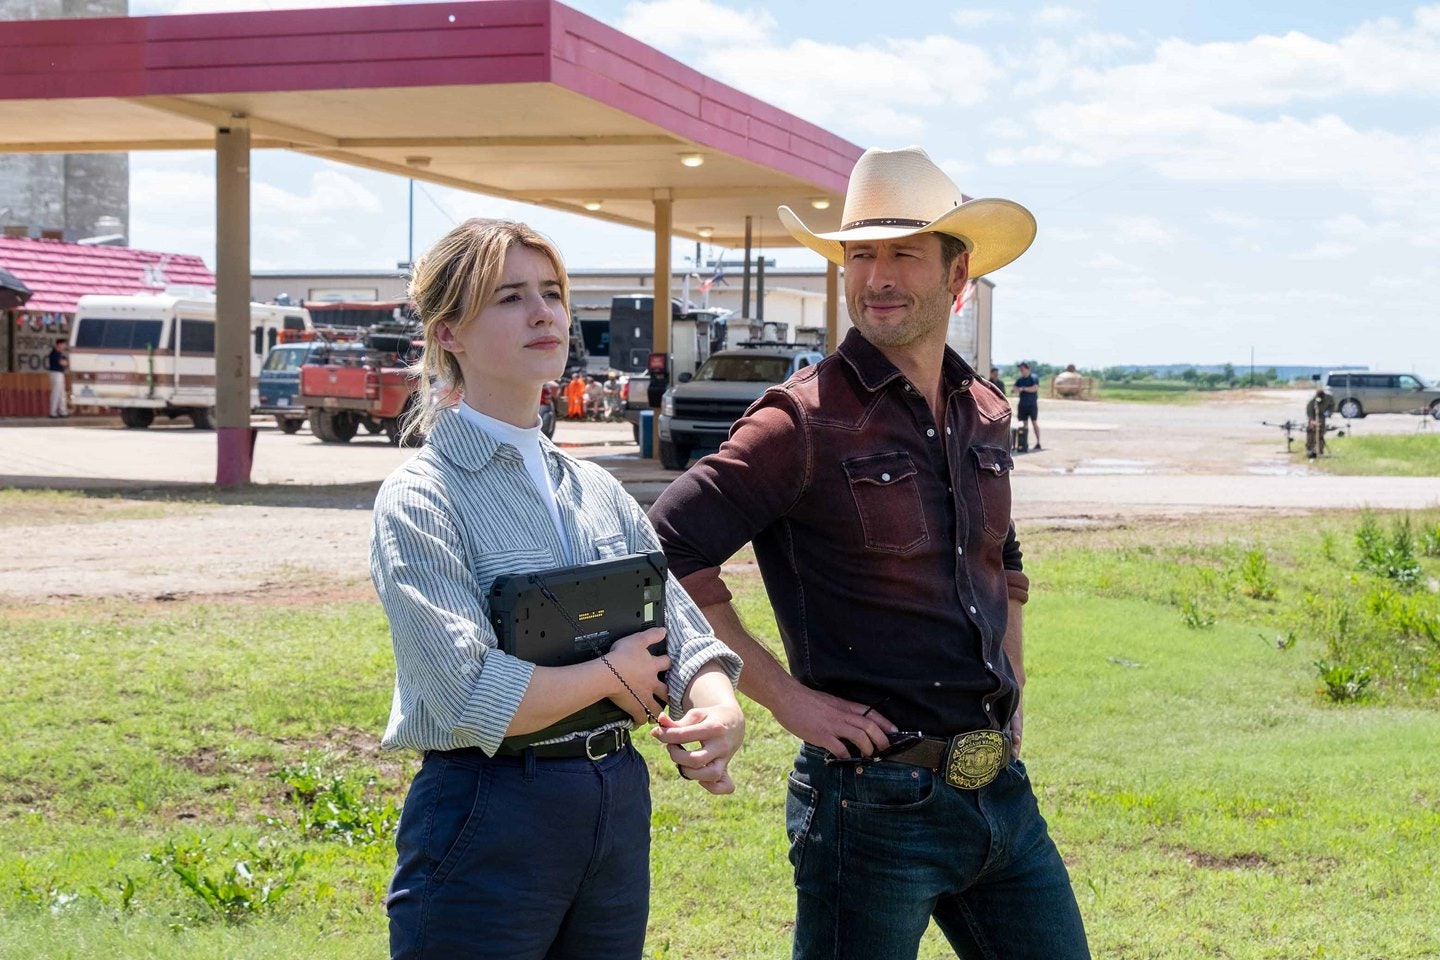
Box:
[2,389,1437,603]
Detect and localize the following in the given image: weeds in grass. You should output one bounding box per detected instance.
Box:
[1180,597,1217,629]
[269,759,399,847]
[146,835,303,924]
[1314,660,1373,703]
[1239,548,1278,600]
[1355,513,1422,587]
[1421,522,1440,558]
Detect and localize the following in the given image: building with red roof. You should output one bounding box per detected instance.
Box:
[1,236,214,414]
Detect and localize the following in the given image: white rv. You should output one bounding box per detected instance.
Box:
[69,294,311,428]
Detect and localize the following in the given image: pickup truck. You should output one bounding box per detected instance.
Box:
[658,343,825,470]
[299,330,421,445]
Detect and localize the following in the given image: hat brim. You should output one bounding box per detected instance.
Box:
[778,199,1037,278]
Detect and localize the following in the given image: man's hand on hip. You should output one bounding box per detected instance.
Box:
[773,686,896,759]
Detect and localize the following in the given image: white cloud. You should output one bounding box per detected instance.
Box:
[1208,209,1263,230]
[1109,216,1177,245]
[951,7,1012,28]
[1085,253,1140,271]
[253,170,382,219]
[984,118,1028,140]
[1295,241,1358,260]
[688,35,1000,137]
[617,0,775,48]
[1032,5,1086,30]
[986,144,1100,166]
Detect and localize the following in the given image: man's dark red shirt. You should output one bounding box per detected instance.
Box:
[650,329,1028,736]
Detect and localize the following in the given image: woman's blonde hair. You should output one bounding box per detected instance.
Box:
[402,219,569,442]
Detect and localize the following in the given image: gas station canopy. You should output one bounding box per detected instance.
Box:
[0,0,862,248]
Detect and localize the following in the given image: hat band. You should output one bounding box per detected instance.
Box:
[841,217,929,231]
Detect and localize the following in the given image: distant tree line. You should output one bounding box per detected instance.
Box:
[996,362,1286,390]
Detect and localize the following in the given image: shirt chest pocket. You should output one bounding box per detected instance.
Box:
[970,445,1013,542]
[591,531,629,560]
[842,451,929,555]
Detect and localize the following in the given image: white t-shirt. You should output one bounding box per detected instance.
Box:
[456,402,573,564]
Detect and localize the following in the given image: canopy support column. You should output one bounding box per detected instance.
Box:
[825,259,839,353]
[215,118,253,487]
[650,193,672,460]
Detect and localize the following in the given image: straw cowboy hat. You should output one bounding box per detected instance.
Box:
[779,146,1037,278]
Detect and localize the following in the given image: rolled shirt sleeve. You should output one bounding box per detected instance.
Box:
[620,494,742,715]
[371,471,535,756]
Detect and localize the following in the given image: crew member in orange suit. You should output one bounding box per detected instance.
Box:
[564,371,588,419]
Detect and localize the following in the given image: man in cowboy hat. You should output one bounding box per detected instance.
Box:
[651,146,1089,959]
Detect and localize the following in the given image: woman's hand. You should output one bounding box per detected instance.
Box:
[603,628,670,725]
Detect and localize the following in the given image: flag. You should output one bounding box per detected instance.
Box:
[952,279,974,314]
[699,259,727,292]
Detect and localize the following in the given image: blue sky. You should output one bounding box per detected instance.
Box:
[126,0,1439,372]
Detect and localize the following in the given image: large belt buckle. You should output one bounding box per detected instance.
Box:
[942,730,1008,789]
[585,728,624,761]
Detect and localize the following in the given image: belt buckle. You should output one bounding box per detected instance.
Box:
[942,730,1008,789]
[584,728,622,761]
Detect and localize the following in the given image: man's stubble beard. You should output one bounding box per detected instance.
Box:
[848,275,955,349]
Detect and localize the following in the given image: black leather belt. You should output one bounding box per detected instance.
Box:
[494,728,631,761]
[883,730,1011,790]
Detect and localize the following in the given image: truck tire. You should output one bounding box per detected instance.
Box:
[362,416,385,435]
[120,408,154,429]
[1338,398,1363,419]
[311,409,358,443]
[190,406,215,430]
[1431,400,1440,421]
[276,416,302,435]
[659,440,691,471]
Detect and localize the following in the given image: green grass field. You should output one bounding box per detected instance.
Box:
[2,507,1439,958]
[1310,432,1440,477]
[1088,379,1212,404]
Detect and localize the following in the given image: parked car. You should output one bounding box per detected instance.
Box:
[1325,371,1440,419]
[257,340,324,433]
[658,343,825,470]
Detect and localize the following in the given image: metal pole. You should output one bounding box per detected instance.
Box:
[408,178,414,268]
[825,260,839,353]
[741,216,753,321]
[756,251,765,324]
[652,195,672,459]
[215,118,252,487]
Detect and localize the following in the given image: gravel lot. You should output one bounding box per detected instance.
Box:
[2,389,1437,602]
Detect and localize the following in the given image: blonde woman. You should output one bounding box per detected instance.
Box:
[371,219,744,960]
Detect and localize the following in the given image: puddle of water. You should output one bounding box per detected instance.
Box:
[1245,461,1310,477]
[1047,457,1156,476]
[1068,466,1150,475]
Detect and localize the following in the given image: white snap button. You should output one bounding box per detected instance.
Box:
[957,547,963,555]
[926,428,936,437]
[985,661,993,669]
[946,426,951,435]
[968,605,977,614]
[984,702,992,712]
[881,472,891,482]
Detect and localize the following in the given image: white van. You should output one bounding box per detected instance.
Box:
[69,294,311,428]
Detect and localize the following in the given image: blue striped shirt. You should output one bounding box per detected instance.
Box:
[371,407,742,755]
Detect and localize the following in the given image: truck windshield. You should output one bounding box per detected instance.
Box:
[694,356,791,383]
[263,347,309,372]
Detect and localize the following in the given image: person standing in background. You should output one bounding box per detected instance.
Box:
[47,338,69,418]
[1014,361,1040,451]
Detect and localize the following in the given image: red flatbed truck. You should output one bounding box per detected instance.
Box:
[297,326,422,446]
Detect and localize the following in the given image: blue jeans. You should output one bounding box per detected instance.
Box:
[786,744,1089,960]
[387,746,651,960]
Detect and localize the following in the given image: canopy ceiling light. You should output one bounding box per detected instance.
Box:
[809,197,831,210]
[679,152,704,168]
[696,226,714,238]
[582,199,603,211]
